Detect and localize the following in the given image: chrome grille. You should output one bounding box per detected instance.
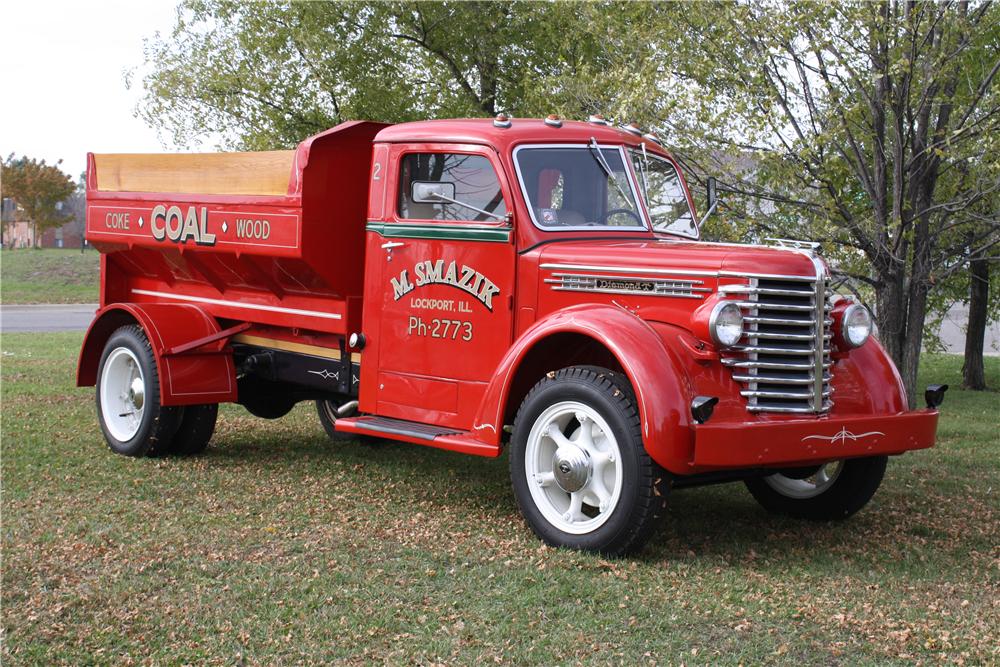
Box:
[721,274,834,414]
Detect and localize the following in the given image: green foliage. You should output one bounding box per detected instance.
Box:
[634,1,1000,400]
[137,1,629,150]
[137,0,999,396]
[2,155,76,244]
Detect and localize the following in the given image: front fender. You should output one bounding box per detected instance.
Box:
[77,302,237,406]
[472,304,695,473]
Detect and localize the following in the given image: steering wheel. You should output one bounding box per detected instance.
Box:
[598,208,643,226]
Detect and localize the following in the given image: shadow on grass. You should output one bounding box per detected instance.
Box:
[185,426,928,570]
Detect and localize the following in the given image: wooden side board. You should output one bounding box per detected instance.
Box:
[93,151,297,195]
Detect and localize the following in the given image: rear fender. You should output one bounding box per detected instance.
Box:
[77,303,237,406]
[472,304,695,472]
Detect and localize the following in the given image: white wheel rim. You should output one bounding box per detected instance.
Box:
[764,461,843,499]
[524,401,624,535]
[99,347,146,442]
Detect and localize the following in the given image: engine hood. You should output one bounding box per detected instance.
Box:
[537,238,824,281]
[533,238,826,333]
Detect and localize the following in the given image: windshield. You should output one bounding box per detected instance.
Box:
[514,145,647,230]
[629,150,697,238]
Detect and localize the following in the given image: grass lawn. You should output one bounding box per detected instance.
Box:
[0,249,100,304]
[2,333,997,665]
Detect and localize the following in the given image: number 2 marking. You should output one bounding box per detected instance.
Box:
[372,162,382,181]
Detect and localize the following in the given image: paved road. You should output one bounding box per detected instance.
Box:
[1,302,997,355]
[935,304,1000,357]
[1,304,98,333]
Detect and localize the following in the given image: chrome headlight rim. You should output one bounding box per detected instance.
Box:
[709,300,744,348]
[841,302,873,348]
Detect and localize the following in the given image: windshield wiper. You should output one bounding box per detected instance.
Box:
[588,137,633,210]
[429,192,507,221]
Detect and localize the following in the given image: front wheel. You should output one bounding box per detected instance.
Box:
[96,325,180,457]
[744,456,888,520]
[509,367,668,556]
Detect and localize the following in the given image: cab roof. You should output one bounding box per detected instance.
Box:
[374,118,669,155]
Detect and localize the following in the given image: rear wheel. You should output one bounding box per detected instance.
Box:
[744,456,888,520]
[510,367,668,556]
[96,325,179,457]
[169,404,218,455]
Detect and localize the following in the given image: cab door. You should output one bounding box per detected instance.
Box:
[362,144,516,429]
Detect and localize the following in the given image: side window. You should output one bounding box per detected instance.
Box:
[398,153,507,222]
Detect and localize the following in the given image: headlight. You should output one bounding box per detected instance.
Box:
[840,303,872,348]
[709,301,744,348]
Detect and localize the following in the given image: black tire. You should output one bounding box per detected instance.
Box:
[316,399,358,442]
[169,404,218,455]
[316,400,379,444]
[509,366,669,556]
[744,456,888,520]
[96,325,180,457]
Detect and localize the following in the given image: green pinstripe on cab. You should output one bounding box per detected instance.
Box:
[366,222,512,243]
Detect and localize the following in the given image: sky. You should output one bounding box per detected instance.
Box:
[1,0,205,181]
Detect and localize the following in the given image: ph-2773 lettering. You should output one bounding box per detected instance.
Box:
[407,317,473,341]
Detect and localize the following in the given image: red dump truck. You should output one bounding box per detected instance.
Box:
[78,116,944,555]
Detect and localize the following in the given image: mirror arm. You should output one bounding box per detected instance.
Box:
[700,199,718,225]
[430,192,506,221]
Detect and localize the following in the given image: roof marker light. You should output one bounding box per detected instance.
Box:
[622,122,643,136]
[544,114,563,128]
[493,113,512,129]
[588,114,611,126]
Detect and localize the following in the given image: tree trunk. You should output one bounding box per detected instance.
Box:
[962,254,989,390]
[901,278,929,410]
[874,267,907,366]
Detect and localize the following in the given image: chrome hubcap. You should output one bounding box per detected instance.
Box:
[524,401,623,535]
[128,376,145,411]
[552,444,591,492]
[764,461,843,499]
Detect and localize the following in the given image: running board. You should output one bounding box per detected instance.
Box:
[334,415,500,458]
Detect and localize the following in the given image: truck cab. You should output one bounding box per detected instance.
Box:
[78,117,943,555]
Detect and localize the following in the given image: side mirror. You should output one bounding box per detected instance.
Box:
[412,181,456,203]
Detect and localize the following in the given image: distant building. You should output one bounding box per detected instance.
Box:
[2,193,87,249]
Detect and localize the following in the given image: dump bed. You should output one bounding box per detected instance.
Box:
[85,121,387,335]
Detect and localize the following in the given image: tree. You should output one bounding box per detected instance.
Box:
[962,247,995,388]
[136,0,612,150]
[2,155,76,247]
[137,0,999,404]
[644,1,1000,406]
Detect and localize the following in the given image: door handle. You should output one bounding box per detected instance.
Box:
[381,240,404,262]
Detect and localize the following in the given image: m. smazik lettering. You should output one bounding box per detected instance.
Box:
[391,259,500,310]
